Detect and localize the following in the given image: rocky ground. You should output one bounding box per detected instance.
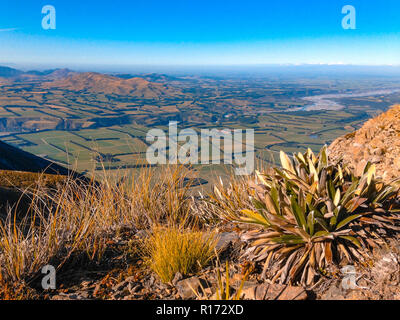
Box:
[38,226,400,301]
[329,104,400,183]
[46,228,312,301]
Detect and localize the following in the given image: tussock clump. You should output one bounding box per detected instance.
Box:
[142,226,217,283]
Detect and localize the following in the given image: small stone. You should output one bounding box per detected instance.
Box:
[51,295,71,300]
[112,280,128,292]
[241,283,307,300]
[78,291,89,299]
[240,281,258,300]
[175,277,202,300]
[80,281,91,288]
[124,276,137,284]
[355,159,367,176]
[370,155,382,164]
[321,285,346,300]
[128,283,142,294]
[216,232,240,252]
[172,272,183,286]
[277,286,308,300]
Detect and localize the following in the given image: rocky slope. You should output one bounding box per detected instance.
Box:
[329,104,400,183]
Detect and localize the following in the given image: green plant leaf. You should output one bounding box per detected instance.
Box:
[270,235,305,245]
[307,211,315,236]
[335,214,362,231]
[290,196,307,231]
[339,235,361,248]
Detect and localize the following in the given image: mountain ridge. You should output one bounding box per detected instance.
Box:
[329,104,400,183]
[41,71,182,98]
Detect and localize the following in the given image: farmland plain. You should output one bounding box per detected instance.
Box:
[1,67,400,187]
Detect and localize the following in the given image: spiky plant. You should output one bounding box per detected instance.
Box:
[212,146,400,286]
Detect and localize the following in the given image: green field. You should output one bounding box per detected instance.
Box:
[1,73,400,187]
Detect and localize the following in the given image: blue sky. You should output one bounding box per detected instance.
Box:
[0,0,399,68]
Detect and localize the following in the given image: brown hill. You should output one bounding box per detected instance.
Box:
[328,104,400,183]
[42,72,181,99]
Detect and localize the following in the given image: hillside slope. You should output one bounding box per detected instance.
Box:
[0,140,70,175]
[329,104,400,182]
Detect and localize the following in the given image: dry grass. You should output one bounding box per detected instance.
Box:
[0,170,67,189]
[142,226,217,283]
[0,165,195,288]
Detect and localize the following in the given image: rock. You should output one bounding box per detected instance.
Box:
[148,275,156,287]
[124,276,137,283]
[77,291,89,299]
[355,159,367,176]
[111,276,139,293]
[216,232,240,252]
[370,155,383,164]
[51,294,72,300]
[175,277,202,299]
[241,283,307,300]
[320,285,347,300]
[128,282,142,294]
[277,285,308,300]
[50,293,86,300]
[112,280,128,292]
[240,281,259,299]
[80,280,92,288]
[111,292,123,300]
[172,272,183,286]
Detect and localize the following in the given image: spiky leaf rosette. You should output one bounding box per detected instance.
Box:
[214,146,400,286]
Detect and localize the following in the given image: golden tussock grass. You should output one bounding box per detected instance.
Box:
[142,225,217,283]
[0,165,197,289]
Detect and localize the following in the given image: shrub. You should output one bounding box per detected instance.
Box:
[193,259,249,300]
[143,226,217,283]
[212,146,400,286]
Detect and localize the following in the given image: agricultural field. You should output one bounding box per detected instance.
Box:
[1,69,400,187]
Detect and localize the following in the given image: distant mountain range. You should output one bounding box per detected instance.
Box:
[0,66,74,81]
[0,65,182,98]
[0,66,24,78]
[42,72,182,98]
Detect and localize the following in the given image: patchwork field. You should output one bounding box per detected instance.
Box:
[1,70,400,187]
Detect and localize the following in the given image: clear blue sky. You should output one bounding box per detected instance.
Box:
[0,0,399,67]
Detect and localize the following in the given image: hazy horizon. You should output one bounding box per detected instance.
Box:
[2,63,400,79]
